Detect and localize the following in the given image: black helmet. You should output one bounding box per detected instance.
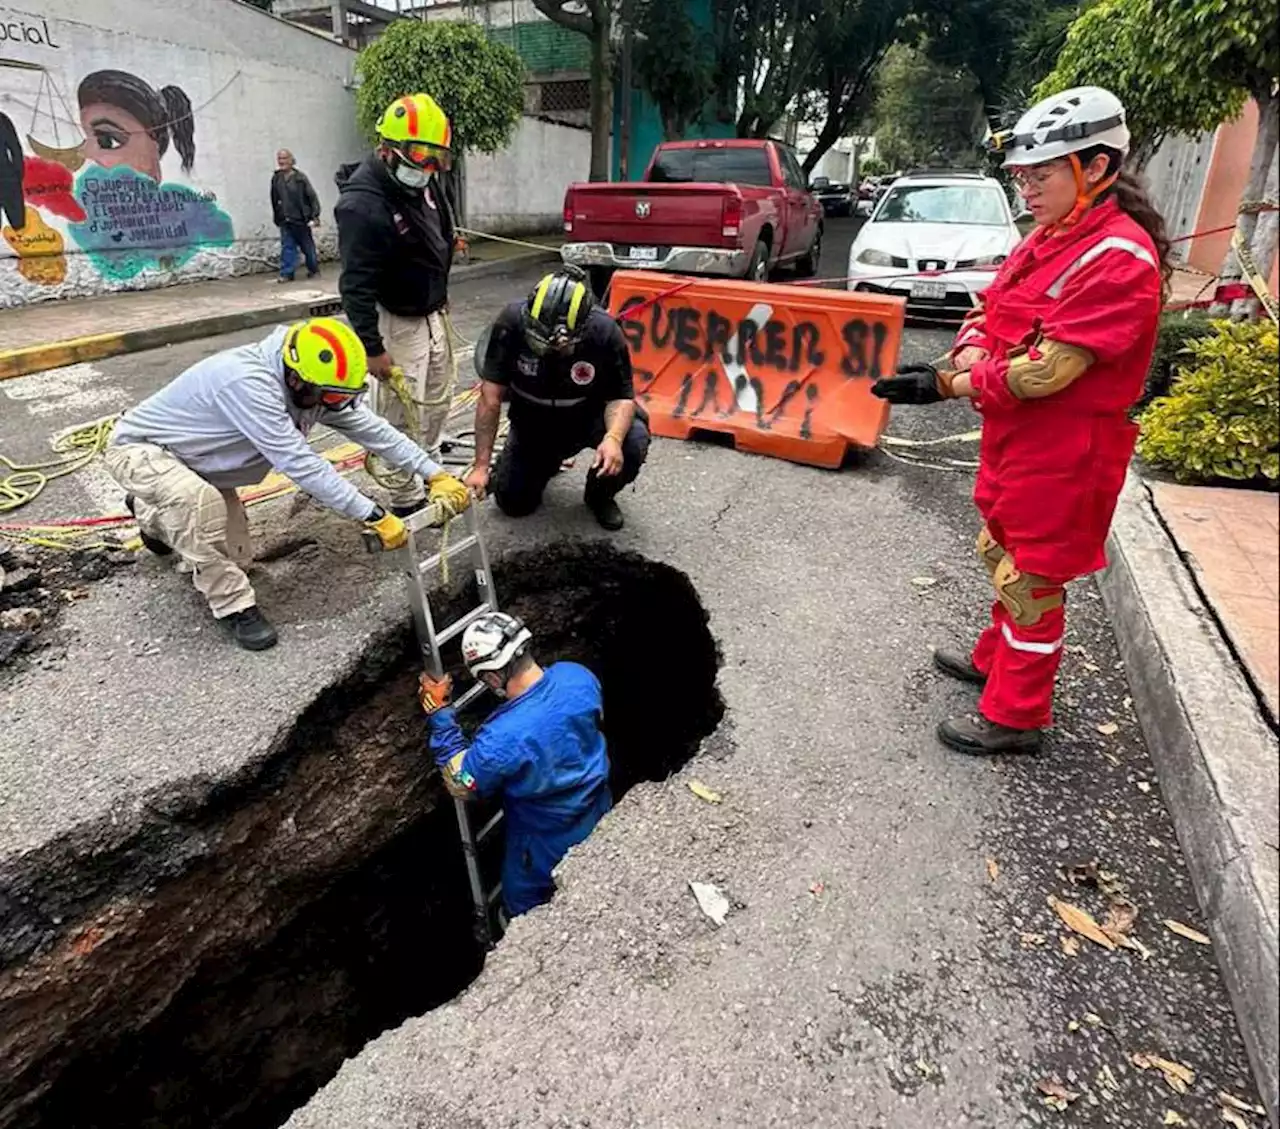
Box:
[521,266,595,356]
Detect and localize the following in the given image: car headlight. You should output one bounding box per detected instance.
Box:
[973,254,1007,267]
[856,248,894,267]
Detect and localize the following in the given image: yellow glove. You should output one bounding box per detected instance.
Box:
[428,472,471,515]
[366,506,408,550]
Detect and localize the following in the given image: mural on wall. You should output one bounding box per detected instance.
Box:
[1,52,234,291]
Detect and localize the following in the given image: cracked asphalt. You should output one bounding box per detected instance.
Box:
[1,222,1264,1127]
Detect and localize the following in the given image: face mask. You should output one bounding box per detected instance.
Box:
[392,161,431,190]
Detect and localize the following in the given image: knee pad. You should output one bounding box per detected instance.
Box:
[992,555,1063,627]
[976,525,1005,576]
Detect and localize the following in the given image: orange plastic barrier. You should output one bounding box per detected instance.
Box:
[609,270,904,469]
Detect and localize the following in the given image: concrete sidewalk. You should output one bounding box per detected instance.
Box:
[1099,473,1279,1125]
[0,234,561,380]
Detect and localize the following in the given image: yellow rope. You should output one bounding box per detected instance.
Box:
[0,416,117,515]
[455,227,562,257]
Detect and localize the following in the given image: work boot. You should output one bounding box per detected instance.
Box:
[937,714,1041,756]
[933,648,987,686]
[586,495,624,531]
[223,606,279,651]
[124,494,173,557]
[391,499,426,519]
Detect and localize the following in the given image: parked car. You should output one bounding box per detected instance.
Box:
[814,180,854,217]
[560,138,824,294]
[845,170,1021,318]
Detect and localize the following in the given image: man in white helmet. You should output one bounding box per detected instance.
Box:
[872,86,1166,755]
[417,611,612,917]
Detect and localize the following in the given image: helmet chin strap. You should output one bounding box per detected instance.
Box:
[1051,153,1120,234]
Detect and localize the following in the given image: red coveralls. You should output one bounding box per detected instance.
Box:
[953,197,1162,730]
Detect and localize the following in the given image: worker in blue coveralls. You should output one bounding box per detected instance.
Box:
[418,610,613,917]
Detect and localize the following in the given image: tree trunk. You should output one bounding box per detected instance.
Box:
[1246,128,1280,316]
[588,18,613,182]
[1211,87,1279,316]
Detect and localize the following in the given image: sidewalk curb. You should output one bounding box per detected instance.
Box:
[1098,471,1279,1126]
[0,249,557,382]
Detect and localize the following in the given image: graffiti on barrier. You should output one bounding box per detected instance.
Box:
[1,52,233,289]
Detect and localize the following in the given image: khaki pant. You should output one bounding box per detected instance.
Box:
[104,442,255,618]
[374,307,454,508]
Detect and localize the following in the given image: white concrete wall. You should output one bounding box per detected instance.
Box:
[1143,130,1217,262]
[419,0,545,28]
[464,114,589,236]
[0,0,365,307]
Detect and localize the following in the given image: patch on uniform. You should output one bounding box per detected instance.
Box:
[570,361,596,386]
[517,354,539,377]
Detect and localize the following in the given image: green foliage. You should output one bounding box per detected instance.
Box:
[355,20,525,155]
[1144,0,1280,104]
[630,1,717,140]
[1036,0,1245,167]
[1137,320,1280,484]
[1140,310,1217,405]
[860,156,889,177]
[872,44,984,171]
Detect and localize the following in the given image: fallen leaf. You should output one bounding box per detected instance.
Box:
[1164,919,1212,946]
[1100,750,1121,767]
[1067,1019,1081,1033]
[915,1058,935,1077]
[1222,1109,1252,1129]
[1049,895,1117,950]
[1065,858,1100,887]
[1083,661,1101,673]
[689,881,730,927]
[1020,931,1047,948]
[1138,781,1153,794]
[1097,721,1119,735]
[1132,1053,1195,1094]
[1036,1076,1080,1111]
[1060,934,1082,957]
[911,576,938,588]
[986,857,1000,883]
[1083,1012,1104,1027]
[1099,1064,1120,1093]
[1162,1112,1188,1126]
[1218,1092,1266,1116]
[687,779,722,804]
[1101,901,1151,958]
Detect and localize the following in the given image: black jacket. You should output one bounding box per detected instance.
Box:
[270,168,320,226]
[333,155,455,357]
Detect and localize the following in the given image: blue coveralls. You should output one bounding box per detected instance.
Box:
[428,662,613,916]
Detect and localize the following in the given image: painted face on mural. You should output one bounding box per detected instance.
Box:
[79,101,162,181]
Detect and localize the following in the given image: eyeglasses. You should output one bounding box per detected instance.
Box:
[1009,162,1066,191]
[319,389,361,410]
[399,141,453,173]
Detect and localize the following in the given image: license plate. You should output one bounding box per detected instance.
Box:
[629,246,659,262]
[910,280,947,300]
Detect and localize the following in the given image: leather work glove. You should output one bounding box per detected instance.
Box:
[365,506,408,550]
[870,363,955,405]
[427,472,472,514]
[419,671,453,715]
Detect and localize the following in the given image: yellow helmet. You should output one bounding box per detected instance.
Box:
[377,93,453,171]
[283,318,368,396]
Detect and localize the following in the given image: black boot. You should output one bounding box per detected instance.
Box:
[124,494,173,557]
[586,495,624,531]
[937,714,1041,755]
[223,606,278,651]
[933,648,987,686]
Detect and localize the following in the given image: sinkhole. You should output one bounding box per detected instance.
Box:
[6,543,724,1129]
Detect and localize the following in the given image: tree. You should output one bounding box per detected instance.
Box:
[871,44,985,172]
[728,0,826,139]
[354,19,525,154]
[629,1,717,140]
[1036,0,1245,168]
[531,0,616,181]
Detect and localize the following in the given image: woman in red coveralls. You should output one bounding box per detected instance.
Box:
[872,86,1168,755]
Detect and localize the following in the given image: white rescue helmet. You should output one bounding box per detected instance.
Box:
[461,611,532,679]
[989,86,1130,168]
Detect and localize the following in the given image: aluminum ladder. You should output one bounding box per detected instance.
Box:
[368,501,507,948]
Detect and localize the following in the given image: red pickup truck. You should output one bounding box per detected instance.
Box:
[560,139,824,294]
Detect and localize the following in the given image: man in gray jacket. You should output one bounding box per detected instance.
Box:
[104,317,470,651]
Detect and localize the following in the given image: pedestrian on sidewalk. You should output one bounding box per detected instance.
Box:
[104,318,469,651]
[465,267,651,531]
[334,93,458,518]
[271,149,321,282]
[871,85,1167,755]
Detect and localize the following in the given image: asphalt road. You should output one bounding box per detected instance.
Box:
[1,232,1264,1127]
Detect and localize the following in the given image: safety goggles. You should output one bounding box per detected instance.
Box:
[1009,161,1068,191]
[396,141,453,173]
[319,388,362,411]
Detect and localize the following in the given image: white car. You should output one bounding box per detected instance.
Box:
[846,172,1021,318]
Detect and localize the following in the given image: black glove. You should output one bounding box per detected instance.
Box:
[871,363,948,405]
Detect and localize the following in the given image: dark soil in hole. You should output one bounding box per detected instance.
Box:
[14,542,722,1129]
